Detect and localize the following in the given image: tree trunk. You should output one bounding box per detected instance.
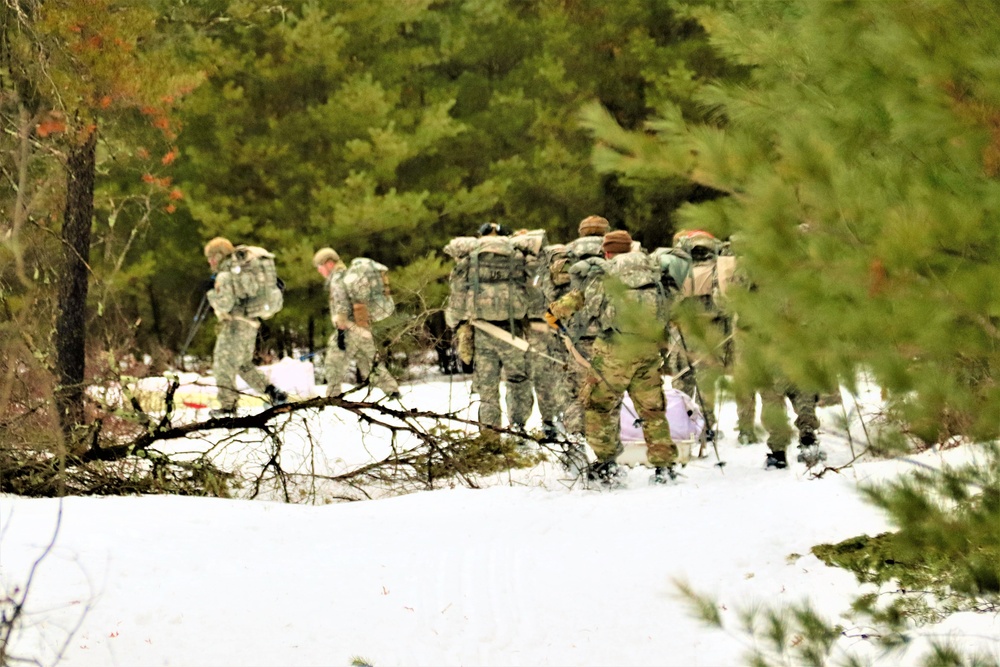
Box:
[55,128,97,439]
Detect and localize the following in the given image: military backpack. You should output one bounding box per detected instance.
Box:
[228,245,284,320]
[343,257,395,323]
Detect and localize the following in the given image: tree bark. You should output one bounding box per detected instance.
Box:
[55,128,97,438]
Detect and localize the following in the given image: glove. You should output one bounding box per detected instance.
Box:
[337,329,347,351]
[352,302,370,329]
[543,310,562,331]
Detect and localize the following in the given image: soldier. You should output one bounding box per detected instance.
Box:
[561,215,613,440]
[203,237,288,418]
[313,247,400,399]
[548,229,678,487]
[521,236,574,441]
[443,223,533,437]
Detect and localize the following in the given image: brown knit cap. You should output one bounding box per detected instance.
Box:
[204,237,234,259]
[578,215,610,237]
[602,230,633,256]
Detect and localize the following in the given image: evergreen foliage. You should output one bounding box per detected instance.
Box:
[581,0,1000,444]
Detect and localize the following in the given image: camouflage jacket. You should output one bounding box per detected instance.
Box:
[325,269,352,324]
[207,254,254,321]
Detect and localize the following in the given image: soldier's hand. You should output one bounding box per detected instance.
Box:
[543,310,562,331]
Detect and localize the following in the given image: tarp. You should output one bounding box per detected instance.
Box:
[620,388,705,443]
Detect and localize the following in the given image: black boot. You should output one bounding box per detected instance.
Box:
[587,460,626,489]
[650,465,678,485]
[265,385,288,406]
[765,450,788,470]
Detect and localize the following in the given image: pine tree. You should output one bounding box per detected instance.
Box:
[583,0,1000,444]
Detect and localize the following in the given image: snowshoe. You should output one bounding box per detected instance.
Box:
[765,450,788,470]
[796,443,828,468]
[587,460,627,489]
[650,465,678,485]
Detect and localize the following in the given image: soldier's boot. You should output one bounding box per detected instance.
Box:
[587,460,627,489]
[737,430,759,445]
[650,464,678,485]
[796,443,828,468]
[209,407,236,419]
[542,421,560,441]
[265,385,288,406]
[765,450,788,470]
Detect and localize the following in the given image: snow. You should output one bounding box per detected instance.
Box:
[1,366,998,667]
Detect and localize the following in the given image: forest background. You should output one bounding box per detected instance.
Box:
[4,2,1000,664]
[4,0,1000,472]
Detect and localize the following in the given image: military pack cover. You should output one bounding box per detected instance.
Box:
[228,245,284,320]
[343,257,395,322]
[444,235,527,326]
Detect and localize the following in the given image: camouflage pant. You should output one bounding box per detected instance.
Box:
[213,318,270,410]
[760,382,819,452]
[526,325,573,426]
[472,326,532,430]
[584,337,676,467]
[729,328,818,449]
[563,337,598,437]
[325,326,399,397]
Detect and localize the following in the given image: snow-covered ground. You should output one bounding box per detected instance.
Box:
[1,365,998,667]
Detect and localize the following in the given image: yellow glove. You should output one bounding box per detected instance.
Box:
[543,310,562,331]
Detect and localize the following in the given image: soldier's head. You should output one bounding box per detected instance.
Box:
[602,230,633,258]
[204,237,235,270]
[578,215,610,238]
[478,222,508,237]
[312,247,344,278]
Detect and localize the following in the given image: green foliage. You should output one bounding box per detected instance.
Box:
[583,0,1000,444]
[412,428,543,481]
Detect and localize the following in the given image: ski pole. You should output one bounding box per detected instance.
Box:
[178,293,210,371]
[671,323,725,469]
[299,347,327,362]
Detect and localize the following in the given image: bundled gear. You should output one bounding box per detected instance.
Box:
[672,230,736,307]
[225,245,285,320]
[443,234,529,328]
[650,246,693,294]
[343,258,395,324]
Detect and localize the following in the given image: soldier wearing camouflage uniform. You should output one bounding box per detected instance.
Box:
[313,248,400,399]
[560,215,615,438]
[523,240,575,440]
[203,237,287,418]
[466,223,533,434]
[548,229,678,486]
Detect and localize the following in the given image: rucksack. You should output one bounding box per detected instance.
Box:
[228,245,284,320]
[599,250,670,331]
[650,247,693,293]
[343,257,395,323]
[443,235,527,326]
[565,235,604,262]
[672,230,735,303]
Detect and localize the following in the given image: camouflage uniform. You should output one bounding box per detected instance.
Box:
[525,243,574,434]
[444,228,533,432]
[550,232,676,468]
[560,232,611,438]
[206,250,272,411]
[323,265,399,397]
[472,325,533,429]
